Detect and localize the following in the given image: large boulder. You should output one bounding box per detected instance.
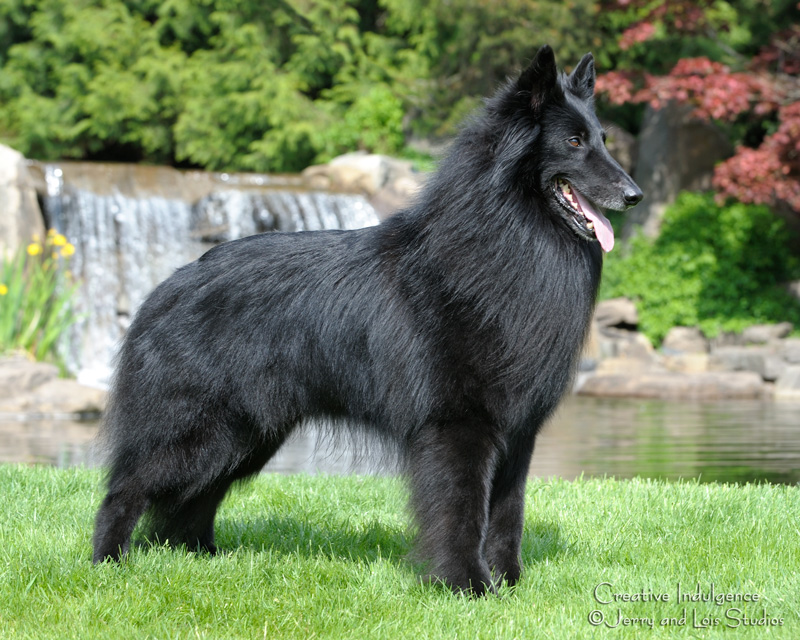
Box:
[787,280,800,303]
[0,378,106,415]
[662,326,709,354]
[0,357,59,399]
[0,356,106,415]
[602,121,637,175]
[0,144,45,256]
[594,297,638,328]
[780,339,800,364]
[741,322,793,345]
[775,366,800,400]
[662,353,712,374]
[303,152,425,217]
[710,346,786,382]
[622,103,733,240]
[595,326,656,359]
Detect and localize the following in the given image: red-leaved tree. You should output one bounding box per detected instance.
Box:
[595,1,800,215]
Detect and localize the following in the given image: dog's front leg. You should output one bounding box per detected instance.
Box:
[483,429,537,586]
[407,421,500,596]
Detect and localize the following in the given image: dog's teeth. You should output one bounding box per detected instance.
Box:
[587,221,594,230]
[557,179,581,211]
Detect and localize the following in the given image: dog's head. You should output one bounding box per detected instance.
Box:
[503,45,643,252]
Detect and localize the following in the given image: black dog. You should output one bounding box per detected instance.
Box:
[93,45,642,595]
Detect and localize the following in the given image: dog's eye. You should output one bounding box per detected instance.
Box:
[567,137,581,148]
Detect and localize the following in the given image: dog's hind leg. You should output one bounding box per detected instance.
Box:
[92,484,150,563]
[144,424,296,555]
[145,484,230,555]
[407,420,501,596]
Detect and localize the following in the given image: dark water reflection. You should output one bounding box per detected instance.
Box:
[1,397,798,484]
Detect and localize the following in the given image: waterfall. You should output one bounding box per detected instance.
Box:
[34,162,380,387]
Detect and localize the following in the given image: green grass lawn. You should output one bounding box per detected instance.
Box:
[1,465,798,639]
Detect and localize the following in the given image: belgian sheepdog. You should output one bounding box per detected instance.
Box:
[93,45,642,595]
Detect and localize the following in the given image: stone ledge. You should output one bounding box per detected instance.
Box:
[577,371,766,400]
[0,357,59,399]
[775,366,800,401]
[0,357,106,417]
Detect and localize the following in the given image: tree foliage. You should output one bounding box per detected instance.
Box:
[0,0,596,172]
[1,0,796,204]
[594,0,800,216]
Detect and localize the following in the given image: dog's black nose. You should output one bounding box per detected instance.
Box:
[623,185,643,207]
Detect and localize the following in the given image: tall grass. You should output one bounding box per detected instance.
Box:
[0,231,79,369]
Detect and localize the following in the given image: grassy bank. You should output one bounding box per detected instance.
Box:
[1,465,798,639]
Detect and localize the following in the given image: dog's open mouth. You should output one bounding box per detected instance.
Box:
[553,178,615,252]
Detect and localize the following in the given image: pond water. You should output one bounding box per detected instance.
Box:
[1,396,798,484]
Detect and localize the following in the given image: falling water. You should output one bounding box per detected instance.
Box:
[33,162,380,387]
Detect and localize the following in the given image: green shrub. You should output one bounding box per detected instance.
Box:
[0,0,599,172]
[601,192,800,344]
[313,85,406,163]
[0,232,79,370]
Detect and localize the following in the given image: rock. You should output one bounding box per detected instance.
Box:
[303,152,411,195]
[0,378,106,416]
[622,102,733,240]
[602,121,637,175]
[595,327,656,361]
[302,152,425,217]
[0,144,45,256]
[709,332,746,348]
[588,329,664,385]
[617,331,656,362]
[369,173,424,217]
[662,326,708,354]
[578,371,765,400]
[582,322,601,361]
[780,339,800,364]
[0,356,106,415]
[0,357,59,399]
[741,322,793,345]
[330,153,396,194]
[787,280,800,303]
[619,332,658,361]
[594,297,638,328]
[710,346,786,382]
[775,366,800,400]
[662,353,711,374]
[595,356,662,376]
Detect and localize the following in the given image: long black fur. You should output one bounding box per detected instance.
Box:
[93,46,642,595]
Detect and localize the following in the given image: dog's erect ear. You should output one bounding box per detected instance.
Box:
[518,45,558,111]
[569,53,595,100]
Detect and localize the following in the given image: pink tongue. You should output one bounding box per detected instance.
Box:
[573,187,615,252]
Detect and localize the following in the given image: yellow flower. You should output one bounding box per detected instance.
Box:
[47,228,57,238]
[27,242,42,256]
[52,234,67,247]
[0,284,8,296]
[60,243,76,258]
